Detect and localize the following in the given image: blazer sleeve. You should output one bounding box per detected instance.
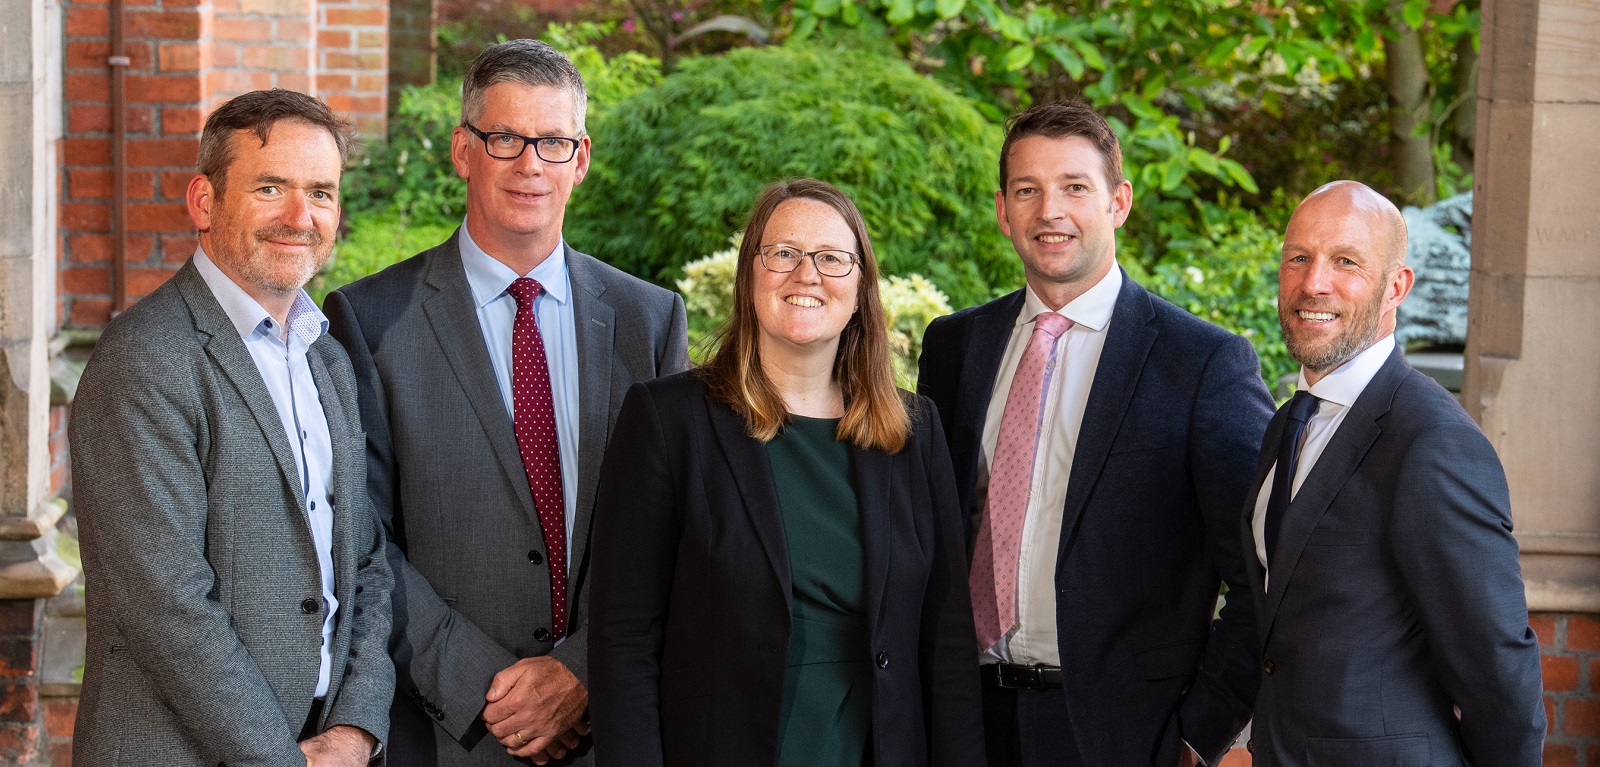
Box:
[1177,333,1274,763]
[588,382,678,767]
[914,402,989,767]
[324,289,520,742]
[70,334,308,767]
[1389,419,1545,766]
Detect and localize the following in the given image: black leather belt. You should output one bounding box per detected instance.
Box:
[984,662,1063,690]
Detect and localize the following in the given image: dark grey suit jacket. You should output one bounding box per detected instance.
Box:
[71,261,395,767]
[324,231,690,766]
[1245,347,1544,767]
[918,272,1273,766]
[588,374,986,767]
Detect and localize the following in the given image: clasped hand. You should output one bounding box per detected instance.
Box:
[483,656,589,764]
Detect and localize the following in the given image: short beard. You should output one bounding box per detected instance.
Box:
[239,224,330,294]
[1280,284,1386,375]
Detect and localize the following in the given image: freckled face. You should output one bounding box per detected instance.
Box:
[751,198,862,360]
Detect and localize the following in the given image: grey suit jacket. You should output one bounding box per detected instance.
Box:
[1245,347,1544,766]
[70,261,396,767]
[324,231,691,766]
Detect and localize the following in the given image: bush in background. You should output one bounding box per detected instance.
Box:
[566,44,1016,309]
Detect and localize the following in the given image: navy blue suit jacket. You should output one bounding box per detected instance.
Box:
[1244,347,1544,766]
[917,271,1273,766]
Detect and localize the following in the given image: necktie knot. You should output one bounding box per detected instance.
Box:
[1033,312,1073,341]
[507,277,544,310]
[1286,390,1320,425]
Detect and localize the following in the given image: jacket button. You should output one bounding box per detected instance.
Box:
[875,652,889,669]
[433,709,446,721]
[534,628,552,642]
[1263,659,1275,675]
[528,549,544,565]
[300,598,319,614]
[1247,739,1255,753]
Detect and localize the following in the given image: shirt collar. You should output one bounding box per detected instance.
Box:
[1298,333,1396,408]
[459,221,570,310]
[192,247,327,345]
[1018,263,1122,333]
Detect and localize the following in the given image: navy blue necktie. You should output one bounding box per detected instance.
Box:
[1264,391,1321,568]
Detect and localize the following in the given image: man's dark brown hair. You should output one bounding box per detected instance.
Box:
[196,89,353,193]
[999,101,1124,192]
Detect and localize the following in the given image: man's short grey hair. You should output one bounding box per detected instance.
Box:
[461,39,588,135]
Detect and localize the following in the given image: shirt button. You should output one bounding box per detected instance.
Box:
[534,628,552,643]
[309,501,317,511]
[528,550,544,565]
[300,598,319,614]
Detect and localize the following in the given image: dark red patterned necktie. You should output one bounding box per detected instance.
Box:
[507,277,568,638]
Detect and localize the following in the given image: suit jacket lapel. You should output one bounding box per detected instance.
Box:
[1261,348,1408,640]
[174,263,305,504]
[705,397,792,597]
[952,291,1023,524]
[306,337,358,703]
[852,446,894,638]
[1058,272,1157,554]
[420,231,540,524]
[566,246,615,577]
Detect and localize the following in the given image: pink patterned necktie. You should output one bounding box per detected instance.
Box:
[971,311,1073,652]
[507,277,569,638]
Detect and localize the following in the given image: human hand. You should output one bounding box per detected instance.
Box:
[520,723,589,764]
[299,724,377,767]
[482,657,588,757]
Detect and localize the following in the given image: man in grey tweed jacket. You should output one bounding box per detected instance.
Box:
[70,90,394,766]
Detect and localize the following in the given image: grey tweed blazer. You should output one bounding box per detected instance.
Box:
[70,260,396,767]
[324,231,690,766]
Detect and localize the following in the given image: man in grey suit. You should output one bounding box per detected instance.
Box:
[325,40,690,766]
[70,89,394,766]
[1244,180,1544,765]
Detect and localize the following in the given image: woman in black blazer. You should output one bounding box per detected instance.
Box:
[589,179,984,767]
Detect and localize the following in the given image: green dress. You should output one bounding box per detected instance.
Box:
[765,415,872,767]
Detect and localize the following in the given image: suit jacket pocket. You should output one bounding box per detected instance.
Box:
[1133,641,1202,681]
[1306,733,1431,767]
[1306,527,1370,546]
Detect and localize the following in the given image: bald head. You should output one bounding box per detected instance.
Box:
[1295,180,1408,270]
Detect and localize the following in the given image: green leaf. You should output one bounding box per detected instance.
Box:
[935,0,965,20]
[1071,38,1106,71]
[1355,25,1377,54]
[812,0,841,16]
[996,14,1028,42]
[1188,147,1220,175]
[1401,0,1427,30]
[792,12,819,39]
[1205,35,1242,68]
[1316,11,1337,38]
[1044,42,1085,79]
[1151,7,1171,29]
[1217,135,1231,154]
[1240,35,1270,60]
[841,1,861,25]
[1122,93,1163,121]
[1161,161,1187,192]
[1219,158,1259,194]
[1003,44,1035,71]
[886,0,914,23]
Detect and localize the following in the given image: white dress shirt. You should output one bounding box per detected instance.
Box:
[459,223,581,566]
[193,248,339,697]
[1252,334,1397,574]
[977,266,1122,665]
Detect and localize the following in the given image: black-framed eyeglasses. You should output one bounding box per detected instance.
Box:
[462,123,583,163]
[757,244,858,278]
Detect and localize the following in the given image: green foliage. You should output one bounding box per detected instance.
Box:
[310,212,456,302]
[1123,198,1297,387]
[565,44,1016,308]
[675,238,953,388]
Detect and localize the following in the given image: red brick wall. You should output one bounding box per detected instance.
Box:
[0,602,45,764]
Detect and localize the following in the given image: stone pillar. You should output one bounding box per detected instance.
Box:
[1465,0,1600,761]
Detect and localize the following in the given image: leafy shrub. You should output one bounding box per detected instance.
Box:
[1124,198,1295,388]
[311,213,456,302]
[675,237,952,389]
[565,44,1016,308]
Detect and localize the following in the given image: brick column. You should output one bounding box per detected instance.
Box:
[317,0,387,137]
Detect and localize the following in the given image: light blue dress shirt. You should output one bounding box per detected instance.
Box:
[193,249,339,698]
[458,224,580,566]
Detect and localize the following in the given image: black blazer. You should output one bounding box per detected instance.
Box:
[588,372,986,767]
[917,271,1274,766]
[1244,347,1544,767]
